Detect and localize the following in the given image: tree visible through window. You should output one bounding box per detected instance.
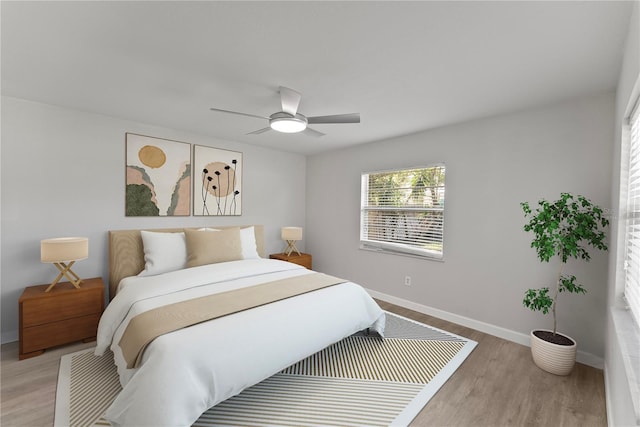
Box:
[361,165,445,259]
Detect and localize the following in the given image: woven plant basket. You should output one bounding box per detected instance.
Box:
[530,329,576,376]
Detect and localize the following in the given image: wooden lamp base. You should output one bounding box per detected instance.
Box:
[284,240,301,256]
[46,261,83,292]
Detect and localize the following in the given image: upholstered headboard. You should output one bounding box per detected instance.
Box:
[108,225,265,299]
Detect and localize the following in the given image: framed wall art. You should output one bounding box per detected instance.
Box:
[193,145,242,216]
[125,133,191,216]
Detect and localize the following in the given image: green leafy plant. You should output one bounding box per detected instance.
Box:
[520,193,609,335]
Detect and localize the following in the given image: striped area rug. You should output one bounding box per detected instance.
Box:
[55,312,476,426]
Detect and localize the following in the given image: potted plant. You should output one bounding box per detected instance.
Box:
[520,193,609,375]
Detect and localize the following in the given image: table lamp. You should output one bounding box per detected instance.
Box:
[281,227,302,256]
[41,237,89,292]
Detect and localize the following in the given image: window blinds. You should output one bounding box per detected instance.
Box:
[360,165,445,259]
[625,102,640,326]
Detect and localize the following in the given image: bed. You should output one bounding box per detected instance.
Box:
[95,225,385,426]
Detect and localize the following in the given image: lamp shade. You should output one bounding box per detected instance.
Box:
[281,227,303,241]
[41,237,89,263]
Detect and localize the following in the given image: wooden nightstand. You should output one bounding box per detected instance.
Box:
[19,277,104,360]
[269,252,312,269]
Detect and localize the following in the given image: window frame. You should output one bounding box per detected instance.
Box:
[613,85,640,422]
[360,164,446,260]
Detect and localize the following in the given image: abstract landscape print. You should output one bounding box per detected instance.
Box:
[193,145,242,216]
[125,133,191,216]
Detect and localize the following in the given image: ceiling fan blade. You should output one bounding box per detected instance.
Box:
[210,107,269,120]
[279,86,302,116]
[304,127,325,138]
[247,127,272,135]
[307,113,360,124]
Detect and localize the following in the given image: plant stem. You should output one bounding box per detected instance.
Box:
[553,260,563,335]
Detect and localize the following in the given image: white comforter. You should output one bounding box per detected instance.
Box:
[95,259,385,426]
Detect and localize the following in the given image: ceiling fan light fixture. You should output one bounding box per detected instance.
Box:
[270,115,307,133]
[209,87,359,137]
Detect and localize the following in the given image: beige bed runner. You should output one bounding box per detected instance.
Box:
[119,272,346,368]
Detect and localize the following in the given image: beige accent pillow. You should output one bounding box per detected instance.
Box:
[184,227,243,268]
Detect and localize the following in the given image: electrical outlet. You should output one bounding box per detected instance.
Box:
[404,276,411,286]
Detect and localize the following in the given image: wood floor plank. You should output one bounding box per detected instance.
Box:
[1,300,606,426]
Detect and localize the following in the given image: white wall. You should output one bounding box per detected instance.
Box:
[307,93,614,363]
[607,0,640,425]
[0,96,307,343]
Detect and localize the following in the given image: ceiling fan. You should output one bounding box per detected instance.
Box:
[209,86,360,137]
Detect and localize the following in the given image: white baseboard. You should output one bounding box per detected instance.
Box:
[367,288,604,369]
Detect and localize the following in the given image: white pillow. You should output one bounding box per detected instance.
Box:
[196,226,260,259]
[138,231,187,276]
[240,226,260,259]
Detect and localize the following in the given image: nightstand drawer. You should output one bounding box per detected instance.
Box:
[21,314,100,354]
[21,290,102,327]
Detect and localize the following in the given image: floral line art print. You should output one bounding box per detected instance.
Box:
[193,145,242,216]
[200,159,240,215]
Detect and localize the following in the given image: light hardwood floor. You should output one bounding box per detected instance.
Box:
[376,301,607,427]
[1,300,606,426]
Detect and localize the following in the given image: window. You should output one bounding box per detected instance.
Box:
[624,102,640,326]
[360,165,445,259]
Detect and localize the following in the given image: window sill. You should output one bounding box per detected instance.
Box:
[359,244,445,262]
[611,306,640,423]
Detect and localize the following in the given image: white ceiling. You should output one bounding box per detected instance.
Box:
[1,1,633,155]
